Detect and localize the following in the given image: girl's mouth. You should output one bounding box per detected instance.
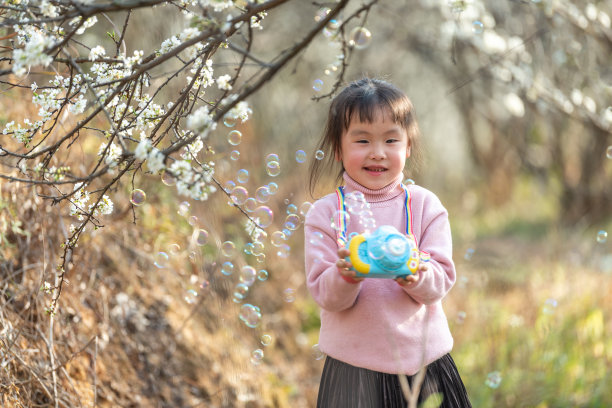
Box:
[364,167,387,172]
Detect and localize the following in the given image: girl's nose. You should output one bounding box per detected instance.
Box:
[369,143,386,159]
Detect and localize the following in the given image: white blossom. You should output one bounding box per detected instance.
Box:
[503,93,525,117]
[12,29,56,76]
[216,74,232,90]
[147,149,166,173]
[186,106,214,132]
[89,45,106,61]
[134,137,152,161]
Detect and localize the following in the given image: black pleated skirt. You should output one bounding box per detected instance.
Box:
[317,354,471,408]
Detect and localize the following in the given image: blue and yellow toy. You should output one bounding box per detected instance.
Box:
[345,225,428,279]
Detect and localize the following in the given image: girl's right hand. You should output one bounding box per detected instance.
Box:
[336,248,364,283]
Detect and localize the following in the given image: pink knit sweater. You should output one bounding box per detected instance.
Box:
[304,173,455,375]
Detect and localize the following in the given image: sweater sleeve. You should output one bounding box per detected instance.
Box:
[304,199,362,312]
[401,191,456,305]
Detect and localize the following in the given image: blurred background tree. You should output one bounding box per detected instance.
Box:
[1,0,611,406]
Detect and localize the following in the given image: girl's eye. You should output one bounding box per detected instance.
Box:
[386,139,398,143]
[356,139,368,144]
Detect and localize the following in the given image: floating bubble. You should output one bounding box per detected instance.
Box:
[224,180,236,193]
[277,244,291,258]
[233,283,249,302]
[323,19,341,38]
[154,252,169,268]
[168,243,181,255]
[282,228,292,238]
[255,253,266,263]
[284,287,296,302]
[244,242,254,255]
[161,170,175,186]
[309,231,325,245]
[271,231,286,247]
[188,216,198,227]
[185,289,198,304]
[312,344,325,360]
[130,189,146,206]
[265,153,279,164]
[314,6,331,22]
[230,150,240,161]
[253,206,274,228]
[230,186,249,205]
[178,201,190,217]
[251,348,264,365]
[255,186,270,203]
[221,261,234,276]
[261,334,272,346]
[485,371,502,389]
[240,265,257,286]
[312,79,324,92]
[597,230,608,243]
[349,27,372,49]
[606,146,612,159]
[315,150,325,160]
[239,303,262,328]
[472,20,484,34]
[267,182,279,194]
[285,214,301,230]
[221,241,237,258]
[237,169,249,184]
[404,178,415,185]
[244,197,257,212]
[345,191,368,215]
[331,210,350,231]
[227,130,242,145]
[258,269,268,281]
[300,201,313,216]
[266,161,281,177]
[194,229,209,246]
[456,311,466,324]
[286,205,297,215]
[251,241,264,256]
[542,298,558,315]
[464,248,475,261]
[223,114,237,128]
[200,280,210,291]
[296,149,307,163]
[252,228,267,243]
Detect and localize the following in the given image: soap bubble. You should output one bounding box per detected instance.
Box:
[345,191,367,215]
[286,204,298,215]
[277,244,291,258]
[184,289,198,304]
[261,334,272,346]
[255,186,270,203]
[194,229,209,246]
[230,150,240,161]
[178,201,190,217]
[161,171,175,186]
[607,146,612,159]
[187,216,198,227]
[285,214,301,230]
[230,186,248,205]
[154,252,169,268]
[485,371,502,389]
[265,153,279,164]
[252,228,267,243]
[267,182,279,194]
[239,304,262,328]
[283,287,296,302]
[404,178,415,185]
[300,201,313,216]
[130,189,146,206]
[271,231,286,247]
[250,348,264,365]
[472,20,484,34]
[223,114,237,127]
[221,261,234,276]
[597,230,608,243]
[456,311,467,324]
[349,27,372,49]
[258,269,269,281]
[244,242,254,255]
[309,231,324,245]
[168,243,181,255]
[312,344,325,360]
[253,206,274,228]
[312,79,324,92]
[221,241,236,257]
[315,150,325,160]
[224,180,236,193]
[240,265,257,286]
[314,7,331,22]
[296,150,307,163]
[331,210,350,231]
[323,19,341,38]
[227,130,242,145]
[233,283,249,302]
[266,161,281,177]
[244,197,257,212]
[542,298,558,315]
[237,169,249,184]
[464,248,475,261]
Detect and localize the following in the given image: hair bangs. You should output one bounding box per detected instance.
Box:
[342,88,414,131]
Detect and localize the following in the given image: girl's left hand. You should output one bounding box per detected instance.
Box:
[395,262,428,286]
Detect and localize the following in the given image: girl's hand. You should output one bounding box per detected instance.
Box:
[336,248,364,283]
[395,262,428,287]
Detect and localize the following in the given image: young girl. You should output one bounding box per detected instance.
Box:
[304,78,471,407]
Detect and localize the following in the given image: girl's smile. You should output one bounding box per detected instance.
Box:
[337,108,411,190]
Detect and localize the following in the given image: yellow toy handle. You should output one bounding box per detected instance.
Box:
[348,234,370,274]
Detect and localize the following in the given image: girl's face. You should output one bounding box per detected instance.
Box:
[337,107,411,190]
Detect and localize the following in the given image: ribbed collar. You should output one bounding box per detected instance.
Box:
[342,172,405,203]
